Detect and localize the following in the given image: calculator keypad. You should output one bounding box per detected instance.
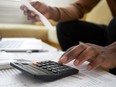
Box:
[33,61,72,74]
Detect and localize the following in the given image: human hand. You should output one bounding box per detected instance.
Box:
[20,1,51,22]
[58,42,116,71]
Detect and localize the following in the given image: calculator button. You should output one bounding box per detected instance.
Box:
[41,63,46,66]
[57,69,62,72]
[42,66,47,69]
[51,67,57,70]
[47,68,52,71]
[46,65,51,68]
[52,70,58,73]
[37,64,42,67]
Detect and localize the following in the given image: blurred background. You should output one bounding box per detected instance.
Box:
[0,0,77,24]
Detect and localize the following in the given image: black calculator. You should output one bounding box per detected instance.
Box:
[10,60,79,81]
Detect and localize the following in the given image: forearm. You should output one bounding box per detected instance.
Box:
[55,0,100,22]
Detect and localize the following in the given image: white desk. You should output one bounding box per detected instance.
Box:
[0,52,116,87]
[42,41,58,52]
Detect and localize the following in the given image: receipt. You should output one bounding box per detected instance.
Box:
[21,0,53,29]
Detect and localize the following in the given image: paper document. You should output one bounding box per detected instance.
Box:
[21,0,53,29]
[0,52,116,87]
[0,53,15,69]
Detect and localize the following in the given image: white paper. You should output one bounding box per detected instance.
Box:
[21,0,53,29]
[0,52,116,87]
[0,53,15,69]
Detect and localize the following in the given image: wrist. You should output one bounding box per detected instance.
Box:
[105,42,116,69]
[105,41,116,52]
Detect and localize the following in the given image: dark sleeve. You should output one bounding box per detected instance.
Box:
[109,68,116,75]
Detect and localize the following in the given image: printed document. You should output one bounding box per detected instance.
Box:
[0,52,116,87]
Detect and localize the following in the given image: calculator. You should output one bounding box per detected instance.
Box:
[10,60,79,81]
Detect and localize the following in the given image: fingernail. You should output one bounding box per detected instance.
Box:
[31,12,35,16]
[24,8,27,11]
[74,59,79,66]
[87,65,92,71]
[60,57,67,63]
[35,16,39,20]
